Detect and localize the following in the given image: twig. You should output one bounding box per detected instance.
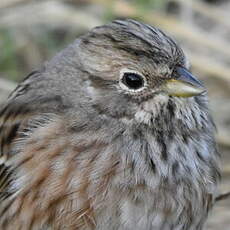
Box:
[186,51,230,82]
[215,191,230,202]
[0,0,29,9]
[0,0,102,29]
[175,0,230,29]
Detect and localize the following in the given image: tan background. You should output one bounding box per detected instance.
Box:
[0,0,230,229]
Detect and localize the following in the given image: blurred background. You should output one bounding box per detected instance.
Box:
[0,0,230,228]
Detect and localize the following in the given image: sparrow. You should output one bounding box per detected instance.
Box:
[0,19,220,230]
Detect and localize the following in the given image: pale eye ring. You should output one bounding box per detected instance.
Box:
[119,69,146,91]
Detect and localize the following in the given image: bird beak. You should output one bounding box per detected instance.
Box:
[161,67,206,97]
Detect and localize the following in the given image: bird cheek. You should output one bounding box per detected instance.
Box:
[134,95,168,125]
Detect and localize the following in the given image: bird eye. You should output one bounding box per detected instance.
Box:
[121,72,144,90]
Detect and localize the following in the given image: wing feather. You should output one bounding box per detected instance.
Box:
[0,70,47,198]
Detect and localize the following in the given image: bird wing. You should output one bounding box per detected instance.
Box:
[0,74,37,200]
[0,71,68,223]
[0,71,115,229]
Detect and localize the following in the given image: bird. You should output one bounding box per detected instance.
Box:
[0,19,220,230]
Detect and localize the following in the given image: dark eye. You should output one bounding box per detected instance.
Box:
[121,72,144,90]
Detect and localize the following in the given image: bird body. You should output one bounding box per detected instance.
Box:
[0,20,220,230]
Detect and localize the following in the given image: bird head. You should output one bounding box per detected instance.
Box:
[39,19,207,130]
[73,19,206,127]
